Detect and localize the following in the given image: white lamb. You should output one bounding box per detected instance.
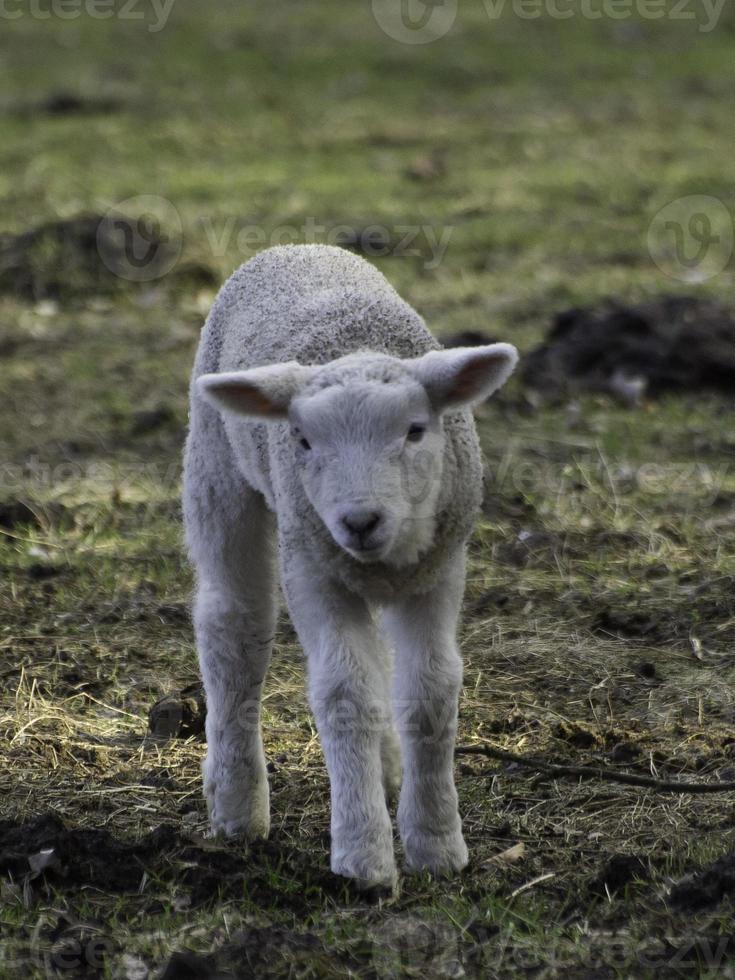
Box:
[183,244,518,889]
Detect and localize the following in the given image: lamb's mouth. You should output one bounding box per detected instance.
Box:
[344,541,388,563]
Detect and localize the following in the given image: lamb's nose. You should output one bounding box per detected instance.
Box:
[341,508,382,539]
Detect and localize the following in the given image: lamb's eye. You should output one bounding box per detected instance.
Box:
[407,424,426,443]
[299,437,311,451]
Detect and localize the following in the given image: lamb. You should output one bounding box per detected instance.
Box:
[182,244,518,889]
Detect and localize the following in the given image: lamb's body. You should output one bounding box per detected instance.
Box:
[183,245,517,888]
[187,245,483,602]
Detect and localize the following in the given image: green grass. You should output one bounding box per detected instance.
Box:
[1,1,735,977]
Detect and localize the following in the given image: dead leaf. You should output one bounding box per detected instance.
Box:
[28,847,59,874]
[482,842,526,869]
[690,635,706,660]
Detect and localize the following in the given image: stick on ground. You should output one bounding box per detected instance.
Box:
[455,743,735,794]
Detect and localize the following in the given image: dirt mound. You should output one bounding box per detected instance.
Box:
[522,296,735,400]
[0,215,170,300]
[589,853,649,897]
[0,813,179,892]
[0,215,215,301]
[160,925,357,980]
[0,499,39,529]
[0,812,341,909]
[148,684,206,739]
[669,851,735,911]
[7,91,125,118]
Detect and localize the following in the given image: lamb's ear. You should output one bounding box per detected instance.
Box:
[411,343,519,410]
[196,363,314,420]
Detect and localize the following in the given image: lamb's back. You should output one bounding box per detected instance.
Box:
[209,245,438,373]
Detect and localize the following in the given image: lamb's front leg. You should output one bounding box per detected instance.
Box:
[284,562,396,890]
[383,550,468,876]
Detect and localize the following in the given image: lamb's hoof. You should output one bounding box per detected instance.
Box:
[208,812,270,841]
[204,773,270,841]
[332,845,398,893]
[403,828,468,877]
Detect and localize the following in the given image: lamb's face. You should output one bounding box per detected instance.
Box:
[197,343,519,566]
[289,378,444,564]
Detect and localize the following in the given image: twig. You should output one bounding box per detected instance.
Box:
[510,872,556,898]
[455,743,735,794]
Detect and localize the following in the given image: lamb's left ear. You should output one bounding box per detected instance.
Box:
[411,343,519,410]
[196,363,314,420]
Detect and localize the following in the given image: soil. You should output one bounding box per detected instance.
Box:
[522,296,735,399]
[0,216,215,301]
[148,685,207,739]
[0,216,156,300]
[0,812,342,911]
[669,851,735,911]
[589,853,650,897]
[5,92,126,118]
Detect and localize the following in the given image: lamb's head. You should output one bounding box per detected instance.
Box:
[198,344,518,565]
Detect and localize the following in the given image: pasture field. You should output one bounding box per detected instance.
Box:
[1,2,735,976]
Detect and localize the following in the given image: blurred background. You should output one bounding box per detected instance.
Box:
[2,2,735,977]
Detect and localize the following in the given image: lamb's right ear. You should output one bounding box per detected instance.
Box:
[196,363,314,420]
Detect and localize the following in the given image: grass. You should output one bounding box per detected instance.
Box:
[1,1,735,977]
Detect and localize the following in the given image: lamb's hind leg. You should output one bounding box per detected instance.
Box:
[184,411,276,839]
